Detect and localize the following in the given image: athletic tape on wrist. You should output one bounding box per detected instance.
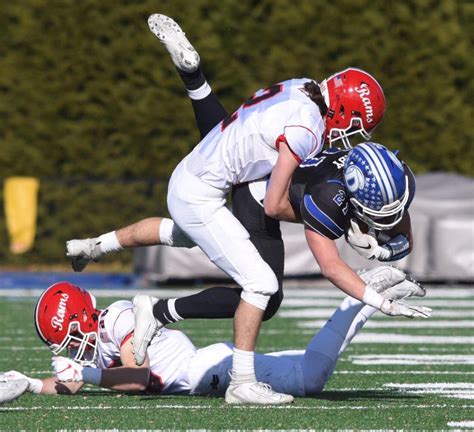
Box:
[362,286,385,310]
[29,378,44,394]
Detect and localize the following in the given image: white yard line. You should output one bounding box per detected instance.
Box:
[384,383,474,400]
[283,299,474,308]
[448,421,474,428]
[354,333,474,344]
[298,319,474,329]
[279,309,474,318]
[1,403,473,412]
[385,383,474,389]
[350,354,474,365]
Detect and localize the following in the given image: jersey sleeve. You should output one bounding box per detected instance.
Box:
[101,300,135,348]
[300,182,349,240]
[282,108,324,162]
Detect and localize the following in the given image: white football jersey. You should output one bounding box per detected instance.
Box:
[95,300,196,394]
[185,78,325,190]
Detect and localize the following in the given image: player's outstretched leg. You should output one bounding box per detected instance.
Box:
[148,14,200,73]
[132,294,165,366]
[302,267,426,395]
[147,13,227,138]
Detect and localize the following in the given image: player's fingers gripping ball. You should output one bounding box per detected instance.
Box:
[52,356,84,382]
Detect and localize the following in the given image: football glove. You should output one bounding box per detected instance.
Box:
[380,298,432,318]
[0,370,43,394]
[347,220,391,261]
[52,357,84,382]
[359,266,426,300]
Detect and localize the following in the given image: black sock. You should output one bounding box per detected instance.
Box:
[174,286,242,319]
[152,299,177,325]
[177,66,206,91]
[191,95,229,138]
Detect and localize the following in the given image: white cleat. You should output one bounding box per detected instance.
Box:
[225,379,294,405]
[359,266,426,300]
[148,14,200,72]
[132,294,163,366]
[0,379,29,404]
[66,238,103,272]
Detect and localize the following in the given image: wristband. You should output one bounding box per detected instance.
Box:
[362,286,385,310]
[28,378,44,394]
[381,234,410,262]
[82,367,103,386]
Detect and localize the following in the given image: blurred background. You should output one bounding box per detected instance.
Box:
[0,0,472,281]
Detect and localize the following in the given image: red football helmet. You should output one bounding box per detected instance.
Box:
[320,68,385,148]
[34,281,100,365]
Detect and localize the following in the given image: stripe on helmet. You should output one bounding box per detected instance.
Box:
[356,144,390,204]
[358,143,397,204]
[369,145,399,198]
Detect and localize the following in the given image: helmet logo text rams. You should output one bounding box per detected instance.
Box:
[355,83,373,123]
[51,293,69,331]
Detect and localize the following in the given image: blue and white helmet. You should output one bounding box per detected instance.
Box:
[343,142,409,230]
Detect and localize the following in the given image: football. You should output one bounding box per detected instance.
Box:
[349,217,410,246]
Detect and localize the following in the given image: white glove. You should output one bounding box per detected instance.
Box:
[0,370,43,393]
[52,356,84,382]
[380,298,432,318]
[347,220,391,261]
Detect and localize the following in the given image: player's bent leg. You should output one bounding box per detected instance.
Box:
[148,14,200,73]
[167,167,291,404]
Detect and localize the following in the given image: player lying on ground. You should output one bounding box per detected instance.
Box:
[0,267,428,402]
[66,14,417,404]
[67,16,418,326]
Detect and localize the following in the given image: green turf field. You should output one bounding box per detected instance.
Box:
[1,285,473,430]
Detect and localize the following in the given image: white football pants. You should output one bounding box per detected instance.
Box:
[167,159,278,310]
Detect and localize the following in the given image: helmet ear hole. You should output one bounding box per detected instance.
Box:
[338,104,345,119]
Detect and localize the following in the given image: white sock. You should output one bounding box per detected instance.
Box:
[97,231,123,254]
[232,347,256,383]
[167,299,184,322]
[187,82,212,100]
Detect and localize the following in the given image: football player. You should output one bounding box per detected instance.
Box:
[1,270,429,400]
[66,14,412,405]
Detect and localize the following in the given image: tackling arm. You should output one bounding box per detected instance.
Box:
[100,336,150,392]
[305,229,366,300]
[264,142,300,222]
[51,337,151,393]
[304,228,431,318]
